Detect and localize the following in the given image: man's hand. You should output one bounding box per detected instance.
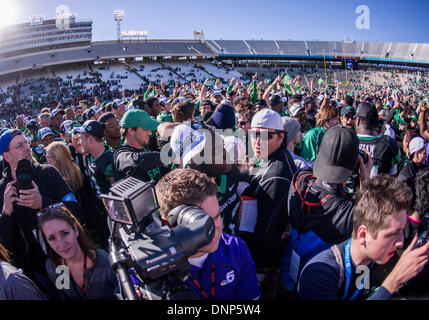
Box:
[16,181,43,211]
[382,236,429,294]
[2,180,17,215]
[252,73,258,82]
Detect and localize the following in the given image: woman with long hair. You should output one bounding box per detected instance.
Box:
[45,142,83,195]
[38,204,118,300]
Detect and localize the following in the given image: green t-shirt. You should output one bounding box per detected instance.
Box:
[301,126,326,162]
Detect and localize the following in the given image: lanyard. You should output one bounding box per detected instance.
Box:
[188,264,215,300]
[82,255,88,300]
[342,239,373,300]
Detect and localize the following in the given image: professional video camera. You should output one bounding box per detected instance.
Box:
[100,176,215,300]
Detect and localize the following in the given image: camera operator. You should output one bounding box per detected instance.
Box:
[0,129,81,294]
[156,168,260,300]
[113,109,172,183]
[298,175,429,300]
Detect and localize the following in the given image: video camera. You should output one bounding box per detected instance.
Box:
[101,176,215,300]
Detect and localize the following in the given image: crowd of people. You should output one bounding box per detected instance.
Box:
[0,67,428,301]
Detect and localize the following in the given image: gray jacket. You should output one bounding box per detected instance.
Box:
[0,260,46,300]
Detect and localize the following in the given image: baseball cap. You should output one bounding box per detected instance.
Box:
[74,120,105,139]
[82,109,90,121]
[355,102,378,122]
[131,99,147,110]
[255,99,268,107]
[120,109,159,131]
[27,119,38,130]
[289,104,305,117]
[213,91,222,97]
[60,120,73,134]
[269,94,282,107]
[251,109,284,131]
[113,99,126,109]
[38,127,54,140]
[313,126,359,184]
[88,105,102,119]
[171,124,207,167]
[51,109,65,119]
[0,129,22,156]
[341,106,356,116]
[409,137,426,156]
[282,117,301,143]
[303,97,313,105]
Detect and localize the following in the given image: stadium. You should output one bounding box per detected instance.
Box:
[2,5,429,303]
[0,14,428,122]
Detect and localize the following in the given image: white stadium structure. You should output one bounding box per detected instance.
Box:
[0,16,428,95]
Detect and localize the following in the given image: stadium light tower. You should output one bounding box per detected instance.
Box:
[114,10,124,41]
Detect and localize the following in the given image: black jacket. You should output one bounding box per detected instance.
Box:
[113,144,171,183]
[0,162,81,278]
[248,146,297,268]
[287,170,355,244]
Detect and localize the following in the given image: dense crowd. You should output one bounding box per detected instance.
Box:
[0,68,428,300]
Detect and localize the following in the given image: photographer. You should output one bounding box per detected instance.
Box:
[298,175,429,300]
[0,129,81,294]
[156,168,260,300]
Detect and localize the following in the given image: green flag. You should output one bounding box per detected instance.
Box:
[283,72,293,95]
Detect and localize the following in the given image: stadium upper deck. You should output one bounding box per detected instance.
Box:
[0,19,428,77]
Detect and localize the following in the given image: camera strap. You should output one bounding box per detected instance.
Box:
[188,264,215,300]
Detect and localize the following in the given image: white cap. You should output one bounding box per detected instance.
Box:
[409,137,426,156]
[251,109,284,131]
[213,90,222,97]
[90,105,102,114]
[171,124,206,167]
[38,127,53,140]
[289,104,305,117]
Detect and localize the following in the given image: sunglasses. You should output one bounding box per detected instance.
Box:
[37,202,66,217]
[238,121,249,126]
[250,130,283,140]
[343,113,355,120]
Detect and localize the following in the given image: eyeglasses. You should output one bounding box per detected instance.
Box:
[343,113,355,120]
[250,130,283,140]
[238,121,249,126]
[37,202,66,217]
